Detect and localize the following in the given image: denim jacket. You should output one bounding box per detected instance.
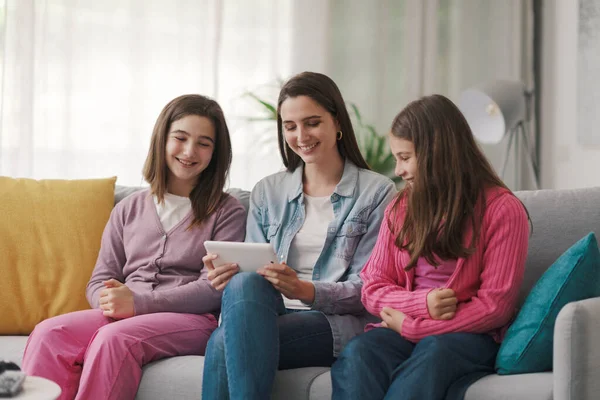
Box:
[246,159,397,356]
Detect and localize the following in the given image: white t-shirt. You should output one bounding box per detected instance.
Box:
[284,194,334,310]
[153,193,192,232]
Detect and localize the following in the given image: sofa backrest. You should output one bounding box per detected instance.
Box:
[114,186,251,212]
[514,186,600,306]
[115,185,142,204]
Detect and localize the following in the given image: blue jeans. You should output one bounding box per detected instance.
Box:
[331,328,499,400]
[202,272,335,400]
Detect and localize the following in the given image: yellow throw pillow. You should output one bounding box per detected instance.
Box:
[0,177,116,334]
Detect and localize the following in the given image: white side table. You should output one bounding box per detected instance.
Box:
[15,376,61,400]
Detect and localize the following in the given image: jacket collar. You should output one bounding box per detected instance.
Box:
[287,158,359,202]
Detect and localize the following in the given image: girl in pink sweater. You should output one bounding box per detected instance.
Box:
[22,95,246,400]
[331,94,529,400]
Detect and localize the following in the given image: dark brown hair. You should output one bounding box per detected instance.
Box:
[389,94,520,269]
[142,94,232,227]
[276,71,369,171]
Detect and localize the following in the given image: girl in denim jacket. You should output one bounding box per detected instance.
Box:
[202,72,397,399]
[331,94,530,400]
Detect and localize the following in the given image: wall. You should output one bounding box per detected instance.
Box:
[540,0,600,189]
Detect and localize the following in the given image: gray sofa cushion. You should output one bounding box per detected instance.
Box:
[136,356,204,399]
[272,368,331,400]
[308,371,333,400]
[115,185,143,204]
[0,336,27,367]
[137,357,332,400]
[226,188,250,212]
[0,336,555,400]
[464,372,553,400]
[514,187,600,306]
[114,186,251,213]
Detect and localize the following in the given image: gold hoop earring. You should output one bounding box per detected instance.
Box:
[336,131,343,141]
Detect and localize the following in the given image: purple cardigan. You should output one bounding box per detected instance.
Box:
[86,189,246,316]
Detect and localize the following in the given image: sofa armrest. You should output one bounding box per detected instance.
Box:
[553,296,600,400]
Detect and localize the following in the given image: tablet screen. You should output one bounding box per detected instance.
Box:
[204,241,279,272]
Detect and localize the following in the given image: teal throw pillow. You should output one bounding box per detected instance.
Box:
[496,232,600,374]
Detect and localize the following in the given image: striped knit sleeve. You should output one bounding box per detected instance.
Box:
[400,194,529,342]
[361,204,433,320]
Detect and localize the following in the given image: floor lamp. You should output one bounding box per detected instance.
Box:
[459,80,540,190]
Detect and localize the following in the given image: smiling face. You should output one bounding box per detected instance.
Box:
[280,95,340,166]
[389,134,417,185]
[165,115,215,196]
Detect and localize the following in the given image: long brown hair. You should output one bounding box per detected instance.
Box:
[142,94,232,227]
[276,71,369,171]
[390,94,514,270]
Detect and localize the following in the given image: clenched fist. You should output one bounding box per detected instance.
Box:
[99,279,135,319]
[426,288,457,320]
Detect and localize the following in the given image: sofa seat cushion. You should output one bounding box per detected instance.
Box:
[137,356,331,400]
[0,337,555,400]
[272,367,331,400]
[0,336,556,400]
[0,336,28,367]
[464,372,553,400]
[136,356,204,400]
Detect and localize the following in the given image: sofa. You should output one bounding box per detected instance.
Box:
[1,185,599,400]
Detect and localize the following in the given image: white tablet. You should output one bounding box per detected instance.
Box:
[204,241,279,272]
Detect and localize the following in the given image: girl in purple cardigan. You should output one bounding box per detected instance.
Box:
[22,95,246,400]
[331,94,530,400]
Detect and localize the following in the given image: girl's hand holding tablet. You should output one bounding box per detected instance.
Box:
[204,253,240,291]
[257,262,315,304]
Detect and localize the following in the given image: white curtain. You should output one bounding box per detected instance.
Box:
[0,0,533,190]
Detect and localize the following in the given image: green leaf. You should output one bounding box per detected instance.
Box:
[245,92,277,120]
[365,133,376,166]
[376,136,388,164]
[350,103,362,124]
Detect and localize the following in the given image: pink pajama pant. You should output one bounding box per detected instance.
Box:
[21,309,217,400]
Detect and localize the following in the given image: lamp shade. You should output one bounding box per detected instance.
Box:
[458,80,527,144]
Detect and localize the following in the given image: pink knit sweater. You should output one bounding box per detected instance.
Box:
[360,187,529,343]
